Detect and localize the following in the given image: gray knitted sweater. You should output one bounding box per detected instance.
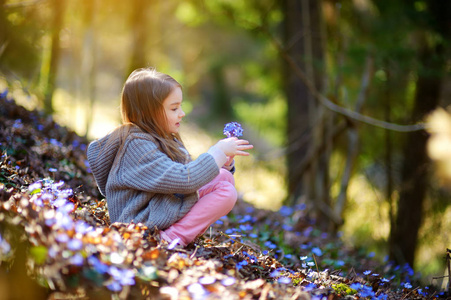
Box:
[87,125,220,230]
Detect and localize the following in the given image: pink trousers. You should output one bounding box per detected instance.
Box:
[161,169,237,246]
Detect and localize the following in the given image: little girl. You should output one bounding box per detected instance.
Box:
[87,67,253,246]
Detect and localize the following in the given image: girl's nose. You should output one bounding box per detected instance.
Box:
[180,109,186,118]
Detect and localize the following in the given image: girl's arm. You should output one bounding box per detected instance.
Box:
[118,138,220,194]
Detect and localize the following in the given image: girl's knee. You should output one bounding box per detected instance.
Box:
[220,182,237,212]
[219,168,235,185]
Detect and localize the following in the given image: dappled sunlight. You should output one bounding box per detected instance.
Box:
[341,175,391,251]
[416,205,451,285]
[52,88,121,139]
[181,123,286,210]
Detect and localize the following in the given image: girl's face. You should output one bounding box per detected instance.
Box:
[162,87,185,134]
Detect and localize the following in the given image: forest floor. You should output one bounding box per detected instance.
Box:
[0,94,448,299]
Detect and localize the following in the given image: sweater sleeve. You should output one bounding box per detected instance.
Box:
[116,138,219,194]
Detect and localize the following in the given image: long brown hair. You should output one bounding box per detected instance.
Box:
[120,67,187,163]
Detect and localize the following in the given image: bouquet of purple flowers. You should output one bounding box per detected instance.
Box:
[223,122,243,138]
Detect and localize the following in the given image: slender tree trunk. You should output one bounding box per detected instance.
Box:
[282,0,325,212]
[81,0,97,138]
[389,44,444,267]
[127,0,149,75]
[210,63,233,122]
[43,0,65,115]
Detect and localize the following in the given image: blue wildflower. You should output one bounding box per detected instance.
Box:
[278,277,291,284]
[225,229,234,235]
[67,238,83,251]
[304,283,317,291]
[311,247,322,257]
[0,234,11,254]
[55,214,74,230]
[199,276,216,285]
[363,270,372,276]
[221,277,235,286]
[264,241,277,249]
[75,221,92,234]
[403,282,413,289]
[57,202,75,214]
[279,206,294,217]
[187,283,208,298]
[295,203,306,210]
[237,260,248,270]
[88,256,109,274]
[0,89,8,99]
[12,119,23,129]
[106,281,122,292]
[28,182,42,193]
[359,285,375,298]
[56,233,69,243]
[168,238,181,250]
[223,122,243,138]
[249,233,258,238]
[69,253,84,266]
[269,270,280,278]
[282,224,293,231]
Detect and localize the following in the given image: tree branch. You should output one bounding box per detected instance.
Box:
[258,26,426,133]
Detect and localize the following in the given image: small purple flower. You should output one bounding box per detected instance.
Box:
[279,206,294,217]
[88,256,109,274]
[106,281,122,292]
[69,253,84,266]
[221,277,235,286]
[167,238,181,250]
[278,277,291,284]
[0,234,11,254]
[28,182,42,193]
[199,276,216,285]
[187,283,207,297]
[56,233,69,243]
[75,220,92,234]
[55,214,74,230]
[57,202,75,214]
[67,238,83,251]
[223,122,243,138]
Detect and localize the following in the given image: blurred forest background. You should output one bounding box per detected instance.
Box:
[0,0,450,285]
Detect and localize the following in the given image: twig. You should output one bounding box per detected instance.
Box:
[312,254,320,275]
[190,245,199,259]
[401,287,419,300]
[447,249,451,294]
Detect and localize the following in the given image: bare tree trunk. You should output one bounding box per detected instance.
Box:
[81,0,97,138]
[43,0,65,115]
[283,0,325,220]
[389,43,444,267]
[127,0,149,75]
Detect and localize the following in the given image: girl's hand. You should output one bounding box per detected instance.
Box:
[215,137,253,157]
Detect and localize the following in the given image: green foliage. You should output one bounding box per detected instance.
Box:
[332,283,357,296]
[29,246,48,265]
